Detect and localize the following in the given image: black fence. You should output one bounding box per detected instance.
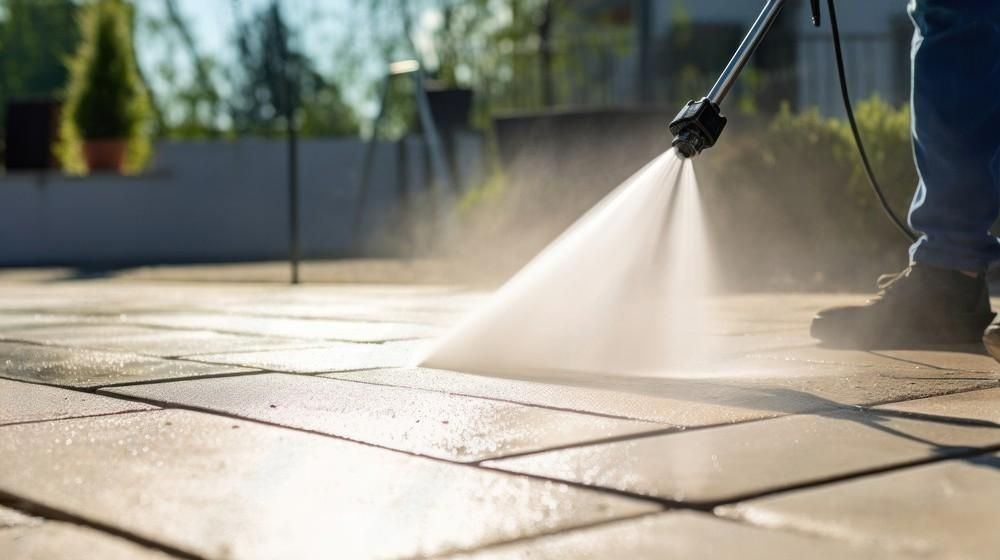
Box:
[482,30,910,115]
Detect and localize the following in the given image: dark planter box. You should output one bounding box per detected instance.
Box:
[425,88,474,132]
[5,99,62,170]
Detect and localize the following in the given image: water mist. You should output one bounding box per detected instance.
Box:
[420,149,717,379]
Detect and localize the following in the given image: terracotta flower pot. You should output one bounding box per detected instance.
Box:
[83,138,127,172]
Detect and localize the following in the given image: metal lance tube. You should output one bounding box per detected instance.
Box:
[707,0,786,106]
[669,0,788,158]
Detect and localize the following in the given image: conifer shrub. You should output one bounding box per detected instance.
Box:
[60,0,152,173]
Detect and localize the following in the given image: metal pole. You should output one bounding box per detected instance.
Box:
[287,106,300,285]
[397,3,455,192]
[635,0,653,105]
[351,75,392,244]
[276,10,300,285]
[706,0,786,106]
[411,70,455,193]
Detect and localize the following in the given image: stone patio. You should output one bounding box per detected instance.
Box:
[0,277,998,559]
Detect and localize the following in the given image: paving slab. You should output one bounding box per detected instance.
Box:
[105,373,661,461]
[123,312,441,342]
[0,341,255,388]
[485,407,1000,504]
[99,331,318,358]
[203,288,481,325]
[0,506,39,529]
[208,301,463,324]
[326,366,999,426]
[747,344,1000,374]
[0,410,656,559]
[722,451,1000,559]
[878,387,1000,424]
[445,511,910,560]
[0,378,155,425]
[0,313,88,330]
[0,522,178,559]
[191,340,429,373]
[0,324,172,344]
[0,324,317,358]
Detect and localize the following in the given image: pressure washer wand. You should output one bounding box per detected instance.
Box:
[670,0,820,158]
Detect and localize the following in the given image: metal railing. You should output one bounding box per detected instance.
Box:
[481,30,909,115]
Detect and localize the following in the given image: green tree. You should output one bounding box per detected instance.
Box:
[0,0,80,129]
[229,1,358,137]
[366,0,585,122]
[146,0,224,138]
[60,0,154,173]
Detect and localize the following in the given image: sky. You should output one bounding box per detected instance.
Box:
[136,0,356,71]
[132,0,394,120]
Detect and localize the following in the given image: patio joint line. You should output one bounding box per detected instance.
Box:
[422,509,666,559]
[0,488,205,560]
[0,408,161,429]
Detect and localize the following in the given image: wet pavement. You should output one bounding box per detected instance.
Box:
[0,279,998,558]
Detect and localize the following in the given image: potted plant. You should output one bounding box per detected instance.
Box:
[61,0,151,173]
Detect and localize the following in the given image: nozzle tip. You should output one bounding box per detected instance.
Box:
[671,132,700,159]
[672,140,697,159]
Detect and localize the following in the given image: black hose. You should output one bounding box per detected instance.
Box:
[827,0,919,242]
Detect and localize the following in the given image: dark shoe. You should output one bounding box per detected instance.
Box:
[983,325,1000,362]
[811,264,995,348]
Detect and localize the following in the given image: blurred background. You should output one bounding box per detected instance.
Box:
[0,0,920,290]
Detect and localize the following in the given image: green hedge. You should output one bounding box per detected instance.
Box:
[697,98,918,290]
[450,99,919,289]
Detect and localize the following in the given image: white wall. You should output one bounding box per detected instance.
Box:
[0,135,483,266]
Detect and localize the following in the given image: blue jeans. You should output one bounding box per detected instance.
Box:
[907,0,1000,272]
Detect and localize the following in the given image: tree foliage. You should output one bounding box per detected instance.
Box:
[148,0,223,138]
[0,0,80,129]
[697,98,917,289]
[229,1,357,138]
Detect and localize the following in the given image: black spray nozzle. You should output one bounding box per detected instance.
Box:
[669,97,728,159]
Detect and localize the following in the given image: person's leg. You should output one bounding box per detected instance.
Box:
[811,0,1000,348]
[907,0,1000,272]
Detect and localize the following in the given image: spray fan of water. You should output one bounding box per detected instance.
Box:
[420,149,717,380]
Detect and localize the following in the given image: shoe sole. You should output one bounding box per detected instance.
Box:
[811,311,995,350]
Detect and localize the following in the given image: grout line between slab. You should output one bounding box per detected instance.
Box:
[163,342,332,358]
[0,369,263,394]
[87,390,668,466]
[0,336,333,361]
[857,382,1000,409]
[0,476,203,559]
[92,368,274,389]
[311,372,673,423]
[0,408,162,429]
[79,375,1000,476]
[467,427,681,464]
[700,507,928,557]
[422,510,667,559]
[5,341,1000,533]
[325,366,1000,425]
[1,328,430,359]
[480,441,1000,513]
[88,315,434,343]
[706,441,1000,509]
[308,371,692,424]
[0,307,446,328]
[1,406,672,543]
[9,395,1000,515]
[99,368,676,426]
